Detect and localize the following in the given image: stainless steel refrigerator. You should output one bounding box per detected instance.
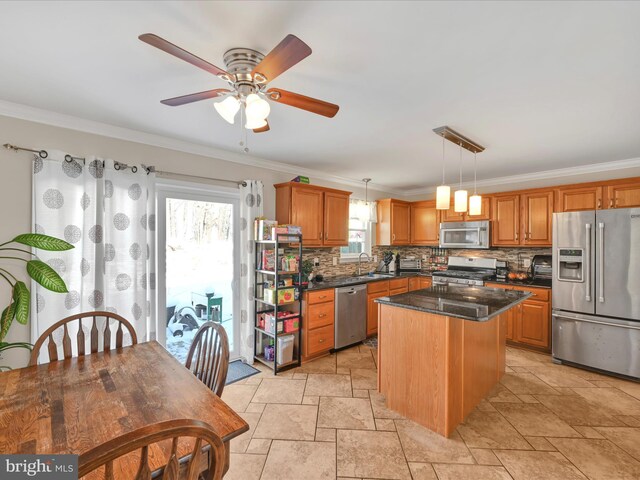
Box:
[552,208,640,379]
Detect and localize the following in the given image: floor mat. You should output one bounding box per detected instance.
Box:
[226,360,261,385]
[363,336,378,348]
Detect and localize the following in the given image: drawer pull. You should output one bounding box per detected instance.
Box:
[318,313,326,318]
[318,339,325,343]
[318,295,326,299]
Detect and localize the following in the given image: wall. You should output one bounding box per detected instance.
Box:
[0,114,390,368]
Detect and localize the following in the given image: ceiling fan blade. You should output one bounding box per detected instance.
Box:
[253,121,270,133]
[252,34,312,83]
[160,89,231,106]
[267,89,339,118]
[139,33,231,79]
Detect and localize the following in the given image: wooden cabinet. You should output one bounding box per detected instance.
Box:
[376,199,411,245]
[275,183,351,247]
[367,280,389,337]
[410,201,440,245]
[555,185,603,212]
[521,191,553,246]
[516,301,550,349]
[409,276,432,291]
[302,289,335,361]
[389,277,409,295]
[441,196,492,222]
[492,195,520,246]
[323,191,350,246]
[485,282,551,351]
[419,277,432,289]
[606,181,640,209]
[492,191,553,247]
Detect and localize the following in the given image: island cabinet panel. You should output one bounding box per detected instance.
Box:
[521,191,554,246]
[302,289,335,362]
[378,304,507,437]
[367,280,389,337]
[408,277,421,291]
[275,182,351,247]
[376,199,411,245]
[410,201,440,245]
[492,195,520,246]
[555,185,603,212]
[606,181,640,209]
[419,277,432,289]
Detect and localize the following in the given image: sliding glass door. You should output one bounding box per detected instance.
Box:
[156,180,240,362]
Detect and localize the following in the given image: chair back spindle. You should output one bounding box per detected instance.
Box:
[185,322,229,397]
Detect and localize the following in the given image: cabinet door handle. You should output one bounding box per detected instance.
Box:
[597,199,601,209]
[515,231,518,240]
[325,232,328,240]
[392,233,396,241]
[609,199,614,208]
[319,231,323,240]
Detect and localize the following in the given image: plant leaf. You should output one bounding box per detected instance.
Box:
[12,233,74,251]
[1,302,16,342]
[26,260,68,293]
[13,281,30,325]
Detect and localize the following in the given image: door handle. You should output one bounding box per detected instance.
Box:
[392,233,396,241]
[609,199,614,208]
[598,222,605,303]
[597,199,601,209]
[325,232,328,240]
[585,223,592,302]
[553,314,640,332]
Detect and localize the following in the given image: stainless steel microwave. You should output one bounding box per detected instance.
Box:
[439,220,490,249]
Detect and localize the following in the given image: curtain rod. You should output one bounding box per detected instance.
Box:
[3,143,247,186]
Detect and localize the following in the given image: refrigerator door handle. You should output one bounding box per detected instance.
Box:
[553,312,640,331]
[598,222,605,303]
[585,223,592,302]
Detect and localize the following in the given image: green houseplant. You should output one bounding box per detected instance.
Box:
[0,233,73,370]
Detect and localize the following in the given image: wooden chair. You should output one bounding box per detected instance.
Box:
[185,322,229,397]
[79,419,225,480]
[29,311,138,366]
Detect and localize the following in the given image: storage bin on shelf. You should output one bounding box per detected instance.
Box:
[277,335,295,365]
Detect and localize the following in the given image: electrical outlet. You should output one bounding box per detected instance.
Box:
[333,257,338,266]
[422,255,427,261]
[523,258,531,268]
[373,255,378,263]
[313,257,320,267]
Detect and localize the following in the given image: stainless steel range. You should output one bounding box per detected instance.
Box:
[432,256,498,286]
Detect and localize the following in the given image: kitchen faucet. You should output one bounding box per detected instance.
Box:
[358,252,371,276]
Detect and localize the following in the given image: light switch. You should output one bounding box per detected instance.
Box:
[333,257,338,266]
[523,258,531,268]
[314,257,320,267]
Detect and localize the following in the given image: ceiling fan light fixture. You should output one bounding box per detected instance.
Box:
[245,93,271,122]
[214,96,240,124]
[245,117,268,130]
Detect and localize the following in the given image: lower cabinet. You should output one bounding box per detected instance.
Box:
[302,289,335,361]
[367,280,389,337]
[485,283,551,352]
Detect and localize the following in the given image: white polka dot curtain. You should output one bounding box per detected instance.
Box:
[31,150,156,356]
[238,180,263,363]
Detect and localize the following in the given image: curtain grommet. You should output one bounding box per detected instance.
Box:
[39,150,48,159]
[132,166,138,173]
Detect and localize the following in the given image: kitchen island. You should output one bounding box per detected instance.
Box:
[375,284,531,437]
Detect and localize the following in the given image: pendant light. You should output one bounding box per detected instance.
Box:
[468,151,482,216]
[454,142,468,213]
[436,133,450,210]
[359,178,371,222]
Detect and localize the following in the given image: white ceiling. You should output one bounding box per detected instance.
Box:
[1,1,640,193]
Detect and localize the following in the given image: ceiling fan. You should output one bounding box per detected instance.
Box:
[139,33,339,132]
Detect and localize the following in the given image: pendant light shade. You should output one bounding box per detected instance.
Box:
[358,178,372,222]
[436,133,450,210]
[454,189,468,212]
[468,151,482,216]
[469,194,482,216]
[436,185,451,210]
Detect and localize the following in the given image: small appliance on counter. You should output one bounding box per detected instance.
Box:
[531,255,552,284]
[496,261,509,281]
[376,251,396,274]
[399,257,421,273]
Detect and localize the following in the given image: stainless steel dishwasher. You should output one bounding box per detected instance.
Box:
[335,284,367,349]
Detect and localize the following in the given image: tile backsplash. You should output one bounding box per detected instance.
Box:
[302,245,551,278]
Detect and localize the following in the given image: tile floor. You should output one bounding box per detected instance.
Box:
[221,345,640,480]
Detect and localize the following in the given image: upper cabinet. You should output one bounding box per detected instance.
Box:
[441,196,492,222]
[275,183,351,247]
[377,199,411,245]
[605,181,640,209]
[492,194,520,246]
[492,191,554,247]
[555,185,603,212]
[410,200,440,245]
[521,191,553,246]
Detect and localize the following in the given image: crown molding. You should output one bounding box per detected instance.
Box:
[402,156,640,197]
[2,99,639,199]
[0,99,401,195]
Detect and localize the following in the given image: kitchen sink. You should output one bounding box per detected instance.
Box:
[354,273,394,280]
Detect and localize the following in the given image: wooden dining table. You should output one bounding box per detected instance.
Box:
[0,341,248,477]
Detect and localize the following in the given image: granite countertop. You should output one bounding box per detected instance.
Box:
[486,278,552,289]
[375,284,532,322]
[304,272,432,291]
